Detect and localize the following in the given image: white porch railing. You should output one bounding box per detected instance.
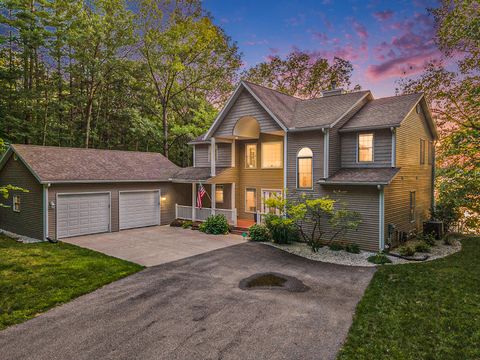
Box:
[175,204,237,226]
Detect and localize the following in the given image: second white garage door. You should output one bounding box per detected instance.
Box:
[119,190,160,230]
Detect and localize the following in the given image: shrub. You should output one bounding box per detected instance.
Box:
[181,220,193,229]
[264,215,299,244]
[367,252,392,265]
[414,241,431,253]
[398,245,416,257]
[199,214,229,235]
[418,232,436,246]
[309,239,323,252]
[443,232,460,245]
[329,243,344,251]
[248,224,270,242]
[345,243,361,254]
[170,219,184,227]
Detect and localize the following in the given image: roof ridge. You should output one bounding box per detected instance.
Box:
[302,90,371,102]
[373,92,423,101]
[242,80,304,101]
[12,144,167,156]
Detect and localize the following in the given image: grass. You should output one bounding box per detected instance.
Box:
[0,235,143,330]
[338,237,480,360]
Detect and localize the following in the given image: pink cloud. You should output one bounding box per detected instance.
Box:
[366,50,441,80]
[312,31,329,43]
[352,21,369,40]
[244,39,268,46]
[373,10,394,21]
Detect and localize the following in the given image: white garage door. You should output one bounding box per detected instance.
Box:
[57,193,110,238]
[119,190,160,230]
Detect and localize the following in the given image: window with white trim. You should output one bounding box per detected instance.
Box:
[215,185,224,204]
[261,142,283,168]
[427,141,433,165]
[245,188,256,213]
[409,191,416,222]
[297,147,313,189]
[12,195,21,212]
[358,133,374,162]
[245,144,257,168]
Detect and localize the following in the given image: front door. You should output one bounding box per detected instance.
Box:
[261,189,282,215]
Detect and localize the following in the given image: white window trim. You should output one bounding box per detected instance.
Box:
[215,185,224,204]
[260,188,282,214]
[261,141,283,169]
[12,195,20,212]
[244,187,257,213]
[296,148,314,190]
[357,132,375,163]
[244,143,257,169]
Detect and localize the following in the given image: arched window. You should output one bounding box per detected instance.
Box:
[297,147,313,189]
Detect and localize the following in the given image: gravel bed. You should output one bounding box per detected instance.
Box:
[264,240,462,267]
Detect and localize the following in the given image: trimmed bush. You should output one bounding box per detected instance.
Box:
[345,243,361,254]
[329,243,344,251]
[264,215,299,244]
[415,241,431,253]
[398,245,416,257]
[199,214,229,235]
[248,224,270,242]
[368,252,392,265]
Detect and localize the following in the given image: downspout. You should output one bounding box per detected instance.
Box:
[283,131,288,192]
[390,127,396,168]
[431,140,436,217]
[43,183,49,241]
[378,184,385,251]
[322,128,329,179]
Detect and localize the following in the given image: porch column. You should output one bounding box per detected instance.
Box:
[231,182,237,226]
[211,183,216,215]
[210,137,216,176]
[191,183,196,221]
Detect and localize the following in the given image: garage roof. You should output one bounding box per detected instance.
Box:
[4,144,180,183]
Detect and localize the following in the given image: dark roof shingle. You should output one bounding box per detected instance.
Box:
[341,93,423,131]
[10,144,179,183]
[169,167,227,182]
[320,167,400,185]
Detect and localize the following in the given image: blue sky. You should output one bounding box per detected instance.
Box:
[203,0,443,97]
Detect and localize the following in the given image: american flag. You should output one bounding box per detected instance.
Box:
[196,183,207,208]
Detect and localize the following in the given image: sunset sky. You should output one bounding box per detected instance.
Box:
[203,0,447,97]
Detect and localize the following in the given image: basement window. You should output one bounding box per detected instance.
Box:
[13,195,21,212]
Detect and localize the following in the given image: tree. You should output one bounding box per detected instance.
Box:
[242,51,356,98]
[396,0,479,227]
[137,0,241,158]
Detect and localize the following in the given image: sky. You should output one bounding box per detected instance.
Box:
[203,0,444,98]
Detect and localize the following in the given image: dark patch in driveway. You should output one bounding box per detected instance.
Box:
[0,243,375,360]
[239,272,309,292]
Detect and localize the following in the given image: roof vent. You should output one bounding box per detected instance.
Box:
[321,88,344,97]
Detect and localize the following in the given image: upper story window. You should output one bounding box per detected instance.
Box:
[420,139,426,165]
[358,133,374,162]
[297,147,313,189]
[12,195,21,212]
[245,144,257,168]
[427,141,433,165]
[207,144,218,163]
[261,142,283,169]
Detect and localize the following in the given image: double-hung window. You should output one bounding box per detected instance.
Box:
[12,195,21,212]
[409,191,416,222]
[245,144,257,168]
[358,133,374,162]
[420,139,426,165]
[297,147,313,189]
[261,142,283,168]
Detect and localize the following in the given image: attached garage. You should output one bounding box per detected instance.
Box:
[57,193,111,238]
[0,144,190,241]
[119,190,160,230]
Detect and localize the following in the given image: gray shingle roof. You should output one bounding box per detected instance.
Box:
[292,91,370,129]
[341,93,423,131]
[169,167,227,182]
[10,144,180,183]
[319,167,400,185]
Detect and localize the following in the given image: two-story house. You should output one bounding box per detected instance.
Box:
[0,81,437,251]
[172,81,438,251]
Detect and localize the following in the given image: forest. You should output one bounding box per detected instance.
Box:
[0,0,478,228]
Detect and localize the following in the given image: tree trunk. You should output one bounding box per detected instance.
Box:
[162,103,168,158]
[85,95,94,148]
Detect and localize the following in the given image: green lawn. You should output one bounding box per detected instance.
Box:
[0,235,143,330]
[338,237,480,360]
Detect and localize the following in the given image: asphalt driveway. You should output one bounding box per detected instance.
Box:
[0,243,375,360]
[62,226,246,266]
